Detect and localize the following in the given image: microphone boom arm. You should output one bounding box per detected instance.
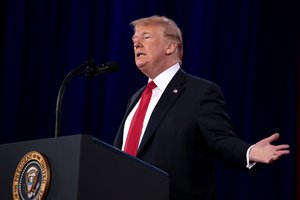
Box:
[54,59,95,138]
[54,59,119,137]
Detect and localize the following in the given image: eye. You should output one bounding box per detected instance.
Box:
[143,35,151,40]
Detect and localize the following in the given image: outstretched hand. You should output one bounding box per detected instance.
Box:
[249,133,290,164]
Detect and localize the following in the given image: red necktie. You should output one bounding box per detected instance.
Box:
[124,81,157,156]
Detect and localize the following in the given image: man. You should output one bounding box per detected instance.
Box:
[114,15,289,200]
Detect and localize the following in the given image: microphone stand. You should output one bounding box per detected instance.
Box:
[54,59,97,138]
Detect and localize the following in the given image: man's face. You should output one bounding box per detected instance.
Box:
[132,25,170,78]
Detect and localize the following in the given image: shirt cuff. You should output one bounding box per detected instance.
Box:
[246,145,256,169]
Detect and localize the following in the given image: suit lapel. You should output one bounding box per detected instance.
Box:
[125,87,144,120]
[137,69,187,155]
[114,87,144,148]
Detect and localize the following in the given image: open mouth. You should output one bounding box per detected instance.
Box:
[136,52,145,58]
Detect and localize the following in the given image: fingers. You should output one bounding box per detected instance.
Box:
[275,144,290,150]
[272,150,290,161]
[266,144,290,164]
[274,149,290,157]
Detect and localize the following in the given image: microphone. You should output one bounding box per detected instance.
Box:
[54,59,119,138]
[82,61,119,76]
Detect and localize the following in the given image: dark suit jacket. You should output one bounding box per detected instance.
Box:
[114,69,251,200]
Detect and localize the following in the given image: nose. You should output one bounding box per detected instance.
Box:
[133,38,142,49]
[134,43,141,49]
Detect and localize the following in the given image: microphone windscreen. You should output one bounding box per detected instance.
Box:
[103,61,119,73]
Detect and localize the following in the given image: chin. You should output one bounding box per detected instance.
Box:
[135,61,146,69]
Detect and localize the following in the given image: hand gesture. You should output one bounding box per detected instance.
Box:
[249,133,290,164]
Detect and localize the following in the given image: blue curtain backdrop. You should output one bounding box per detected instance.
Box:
[0,0,299,199]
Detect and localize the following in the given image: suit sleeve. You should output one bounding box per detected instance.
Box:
[197,82,252,168]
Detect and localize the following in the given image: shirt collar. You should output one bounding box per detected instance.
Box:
[149,63,180,92]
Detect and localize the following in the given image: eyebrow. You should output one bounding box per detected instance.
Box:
[132,31,152,41]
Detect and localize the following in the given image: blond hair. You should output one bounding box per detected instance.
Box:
[130,15,183,63]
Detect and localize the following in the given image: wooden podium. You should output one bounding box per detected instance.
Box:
[0,134,169,199]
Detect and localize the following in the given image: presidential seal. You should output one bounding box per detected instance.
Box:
[12,151,51,200]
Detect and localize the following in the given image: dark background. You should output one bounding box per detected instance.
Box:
[0,0,299,199]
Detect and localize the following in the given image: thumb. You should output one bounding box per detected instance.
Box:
[266,133,280,143]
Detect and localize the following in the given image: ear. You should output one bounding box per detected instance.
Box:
[166,42,177,55]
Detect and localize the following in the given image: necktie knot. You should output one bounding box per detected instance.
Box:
[146,81,157,91]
